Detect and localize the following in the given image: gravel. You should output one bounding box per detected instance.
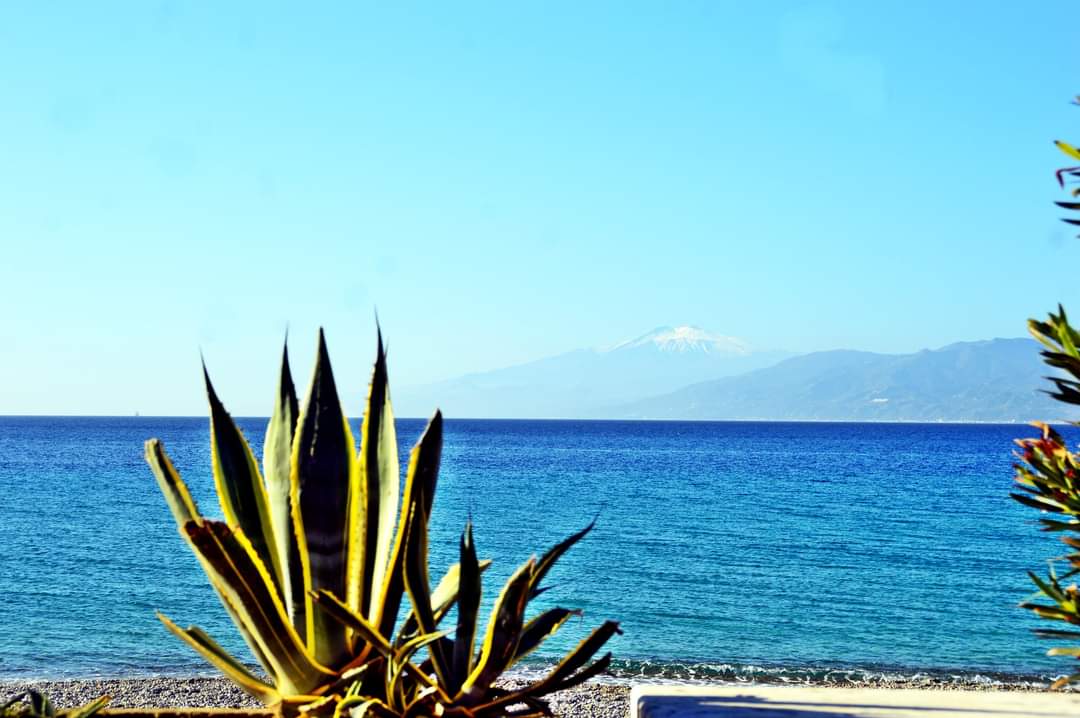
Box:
[0,673,1050,717]
[0,677,630,718]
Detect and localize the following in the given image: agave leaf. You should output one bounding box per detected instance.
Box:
[350,329,401,628]
[398,558,494,638]
[264,340,305,634]
[310,589,393,658]
[63,697,109,718]
[1048,646,1080,656]
[203,365,283,592]
[29,691,52,718]
[184,520,333,694]
[514,608,580,663]
[145,441,281,676]
[530,520,594,597]
[291,329,357,668]
[460,558,535,701]
[157,614,280,704]
[403,501,453,688]
[145,439,202,529]
[540,652,613,694]
[451,522,482,692]
[521,621,621,698]
[1057,140,1080,161]
[386,631,451,710]
[395,629,451,666]
[375,412,442,638]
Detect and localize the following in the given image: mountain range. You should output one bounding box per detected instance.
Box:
[394,326,1069,423]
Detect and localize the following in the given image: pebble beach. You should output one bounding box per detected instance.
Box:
[0,672,1053,718]
[0,678,630,718]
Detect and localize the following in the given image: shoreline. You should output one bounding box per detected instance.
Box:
[0,674,1054,718]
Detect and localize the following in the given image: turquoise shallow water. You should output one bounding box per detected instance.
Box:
[0,417,1069,684]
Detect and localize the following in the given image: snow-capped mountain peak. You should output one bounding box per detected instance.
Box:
[607,325,751,355]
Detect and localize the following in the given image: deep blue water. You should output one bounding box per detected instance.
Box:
[0,417,1069,684]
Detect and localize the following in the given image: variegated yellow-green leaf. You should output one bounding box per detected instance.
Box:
[514,608,579,662]
[291,329,356,669]
[204,365,283,593]
[375,411,442,638]
[460,558,534,701]
[516,620,621,699]
[403,501,452,688]
[349,329,400,628]
[145,439,201,530]
[311,588,393,658]
[530,520,594,597]
[263,340,305,638]
[184,520,333,694]
[1057,140,1080,161]
[157,614,280,704]
[450,522,481,693]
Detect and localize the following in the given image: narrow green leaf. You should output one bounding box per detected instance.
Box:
[183,520,333,694]
[520,621,622,698]
[1029,570,1069,605]
[64,696,110,718]
[403,501,453,688]
[530,520,594,597]
[310,588,393,658]
[1035,628,1080,639]
[350,329,401,627]
[1057,140,1080,161]
[263,339,304,636]
[145,439,201,530]
[1012,493,1067,513]
[375,411,442,638]
[460,559,535,700]
[204,364,283,593]
[514,608,580,663]
[399,558,493,638]
[29,691,52,718]
[451,522,481,692]
[1048,646,1080,656]
[157,613,280,704]
[290,329,356,668]
[541,652,613,694]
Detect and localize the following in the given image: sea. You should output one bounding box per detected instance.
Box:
[0,416,1073,687]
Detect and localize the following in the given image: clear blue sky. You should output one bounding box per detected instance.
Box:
[3,2,1079,415]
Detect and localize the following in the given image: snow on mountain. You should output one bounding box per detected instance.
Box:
[607,325,751,355]
[393,325,789,418]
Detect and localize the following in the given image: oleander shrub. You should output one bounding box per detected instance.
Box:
[1011,110,1080,689]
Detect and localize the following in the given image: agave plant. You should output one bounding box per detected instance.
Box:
[1,692,108,718]
[145,329,619,717]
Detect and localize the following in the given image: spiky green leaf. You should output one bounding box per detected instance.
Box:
[204,365,283,592]
[264,340,304,634]
[350,329,401,629]
[291,329,356,668]
[375,411,442,638]
[451,522,481,692]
